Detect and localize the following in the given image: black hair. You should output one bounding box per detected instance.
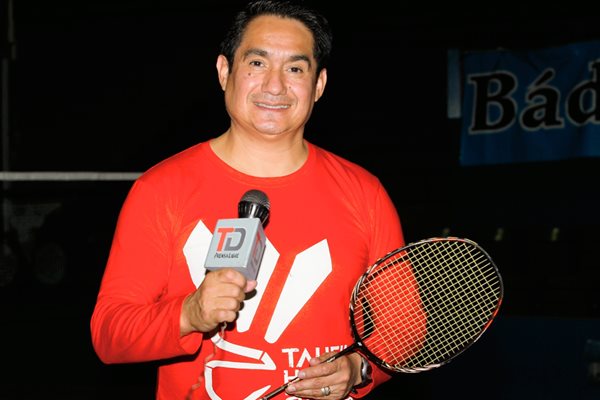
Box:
[219,0,333,74]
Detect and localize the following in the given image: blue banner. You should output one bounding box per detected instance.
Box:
[460,40,600,165]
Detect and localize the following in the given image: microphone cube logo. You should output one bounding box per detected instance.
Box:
[205,218,266,280]
[215,227,247,252]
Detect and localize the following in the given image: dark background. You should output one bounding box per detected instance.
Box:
[2,1,600,399]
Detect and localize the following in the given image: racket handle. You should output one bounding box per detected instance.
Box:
[261,377,299,400]
[260,345,357,399]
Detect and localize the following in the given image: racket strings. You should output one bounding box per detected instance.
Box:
[409,241,501,367]
[413,243,498,366]
[353,256,425,366]
[351,239,502,372]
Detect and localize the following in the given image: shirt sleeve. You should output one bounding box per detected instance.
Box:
[352,181,405,397]
[353,181,429,398]
[90,178,202,364]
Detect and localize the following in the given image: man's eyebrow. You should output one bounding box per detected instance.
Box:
[242,48,312,67]
[243,48,268,58]
[290,54,312,67]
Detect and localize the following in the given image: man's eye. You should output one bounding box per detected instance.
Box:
[289,66,303,73]
[250,60,263,67]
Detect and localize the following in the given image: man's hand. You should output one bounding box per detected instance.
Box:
[285,351,363,399]
[180,268,257,336]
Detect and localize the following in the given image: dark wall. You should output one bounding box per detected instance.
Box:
[2,1,600,399]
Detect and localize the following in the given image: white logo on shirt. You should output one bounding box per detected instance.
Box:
[183,221,333,399]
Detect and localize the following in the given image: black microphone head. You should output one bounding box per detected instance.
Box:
[238,189,270,225]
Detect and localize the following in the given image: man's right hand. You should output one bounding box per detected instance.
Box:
[180,268,257,336]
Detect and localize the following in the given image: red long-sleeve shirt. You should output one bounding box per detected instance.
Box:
[91,141,415,399]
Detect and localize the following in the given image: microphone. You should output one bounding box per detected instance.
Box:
[204,189,270,280]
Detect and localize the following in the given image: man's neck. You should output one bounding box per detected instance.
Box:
[210,129,309,178]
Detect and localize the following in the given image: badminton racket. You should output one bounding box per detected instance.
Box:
[261,237,503,399]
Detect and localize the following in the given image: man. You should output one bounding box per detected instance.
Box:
[91,1,418,399]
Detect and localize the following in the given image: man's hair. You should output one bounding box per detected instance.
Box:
[219,0,333,74]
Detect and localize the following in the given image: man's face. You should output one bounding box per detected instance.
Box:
[217,15,327,138]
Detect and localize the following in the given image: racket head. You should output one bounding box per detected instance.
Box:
[349,237,503,373]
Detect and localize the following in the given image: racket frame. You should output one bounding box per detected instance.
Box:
[347,237,504,373]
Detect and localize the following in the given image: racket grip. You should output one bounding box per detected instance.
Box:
[261,377,299,400]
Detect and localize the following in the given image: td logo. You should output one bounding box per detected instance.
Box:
[215,227,246,251]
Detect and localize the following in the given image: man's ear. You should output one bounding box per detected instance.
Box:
[314,68,327,102]
[216,55,230,91]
